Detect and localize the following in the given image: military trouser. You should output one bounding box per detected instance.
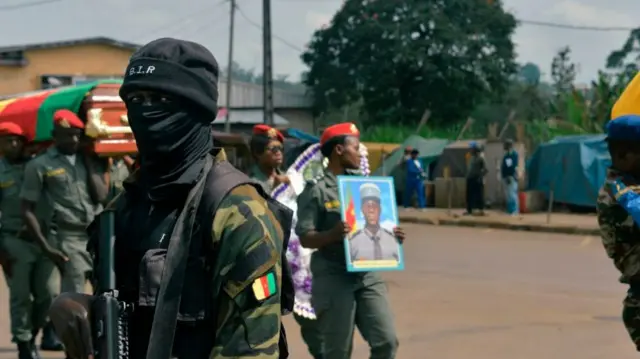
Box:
[2,233,59,342]
[623,287,640,351]
[56,228,92,294]
[293,313,323,359]
[310,254,399,359]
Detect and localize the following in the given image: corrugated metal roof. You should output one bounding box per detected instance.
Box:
[218,79,311,109]
[0,37,140,53]
[215,109,289,125]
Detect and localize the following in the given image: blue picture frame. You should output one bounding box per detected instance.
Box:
[337,175,405,272]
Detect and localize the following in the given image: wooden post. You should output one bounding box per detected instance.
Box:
[444,166,452,215]
[546,181,554,224]
[415,109,431,134]
[498,110,516,139]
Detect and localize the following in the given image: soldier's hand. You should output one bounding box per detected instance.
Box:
[45,248,69,274]
[393,226,406,244]
[49,292,95,359]
[335,221,352,239]
[0,249,13,278]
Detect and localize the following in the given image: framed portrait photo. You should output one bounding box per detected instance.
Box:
[337,175,404,272]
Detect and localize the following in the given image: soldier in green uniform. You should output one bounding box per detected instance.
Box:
[348,183,400,262]
[0,122,62,359]
[248,124,288,193]
[596,74,640,352]
[249,124,323,359]
[296,122,405,359]
[21,109,109,295]
[48,38,290,359]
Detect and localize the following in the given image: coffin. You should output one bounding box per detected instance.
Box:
[0,80,135,157]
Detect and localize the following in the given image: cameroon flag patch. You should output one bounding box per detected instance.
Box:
[252,272,277,301]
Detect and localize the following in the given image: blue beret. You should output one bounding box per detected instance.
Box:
[605,115,640,141]
[469,141,478,148]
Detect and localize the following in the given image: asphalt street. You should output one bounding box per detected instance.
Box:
[0,224,634,358]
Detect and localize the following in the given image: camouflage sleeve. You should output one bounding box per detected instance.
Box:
[295,182,321,237]
[19,158,45,203]
[210,184,283,359]
[596,183,640,281]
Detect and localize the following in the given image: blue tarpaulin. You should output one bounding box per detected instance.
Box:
[527,134,611,207]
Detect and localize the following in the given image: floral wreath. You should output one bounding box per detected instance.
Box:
[271,142,370,319]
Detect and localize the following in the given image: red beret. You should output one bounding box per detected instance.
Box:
[0,122,24,137]
[53,109,84,129]
[253,124,284,142]
[320,122,359,145]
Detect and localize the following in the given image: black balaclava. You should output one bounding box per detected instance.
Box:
[119,38,220,201]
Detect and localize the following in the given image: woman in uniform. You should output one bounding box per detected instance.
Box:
[248,124,289,193]
[295,122,405,359]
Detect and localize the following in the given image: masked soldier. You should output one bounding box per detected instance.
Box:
[0,122,62,358]
[48,38,292,359]
[296,122,405,359]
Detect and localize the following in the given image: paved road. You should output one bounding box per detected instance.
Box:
[0,224,635,358]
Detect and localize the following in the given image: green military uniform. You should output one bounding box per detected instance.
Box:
[109,158,130,199]
[248,165,281,194]
[0,158,58,343]
[296,170,398,359]
[248,165,323,359]
[20,147,100,293]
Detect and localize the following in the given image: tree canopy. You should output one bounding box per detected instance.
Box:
[301,0,518,126]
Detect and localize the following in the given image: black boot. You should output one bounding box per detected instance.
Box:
[39,322,63,351]
[17,340,39,359]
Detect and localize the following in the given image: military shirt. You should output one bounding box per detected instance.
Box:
[0,158,53,236]
[348,226,399,261]
[110,158,130,195]
[248,165,281,194]
[20,147,99,227]
[597,168,640,284]
[295,170,344,263]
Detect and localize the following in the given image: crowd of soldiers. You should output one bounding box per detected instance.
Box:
[0,37,408,359]
[0,111,132,359]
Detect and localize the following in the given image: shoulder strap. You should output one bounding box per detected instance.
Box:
[145,155,214,359]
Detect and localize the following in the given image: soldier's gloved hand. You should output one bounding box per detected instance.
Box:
[49,292,95,359]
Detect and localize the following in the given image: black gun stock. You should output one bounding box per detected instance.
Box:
[91,209,130,359]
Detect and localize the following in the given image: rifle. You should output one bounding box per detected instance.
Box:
[91,208,131,359]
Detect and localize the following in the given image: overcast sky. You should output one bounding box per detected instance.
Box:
[0,0,637,83]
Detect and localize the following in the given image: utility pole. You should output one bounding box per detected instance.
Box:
[224,0,236,133]
[262,0,274,125]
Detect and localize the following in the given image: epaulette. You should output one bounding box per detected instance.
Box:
[382,227,395,236]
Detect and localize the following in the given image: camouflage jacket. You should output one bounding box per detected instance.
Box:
[597,168,640,284]
[107,149,284,358]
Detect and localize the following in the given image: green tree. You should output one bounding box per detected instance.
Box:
[301,0,518,126]
[550,46,576,95]
[518,62,541,85]
[224,61,305,91]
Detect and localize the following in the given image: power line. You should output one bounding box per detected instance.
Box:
[236,5,303,51]
[518,19,634,32]
[133,1,227,41]
[0,0,64,10]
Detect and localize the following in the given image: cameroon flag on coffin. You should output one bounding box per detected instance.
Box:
[0,80,121,142]
[345,187,357,235]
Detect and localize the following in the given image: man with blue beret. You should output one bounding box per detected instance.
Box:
[597,72,640,352]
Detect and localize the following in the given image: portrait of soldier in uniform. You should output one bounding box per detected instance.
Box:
[346,181,402,265]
